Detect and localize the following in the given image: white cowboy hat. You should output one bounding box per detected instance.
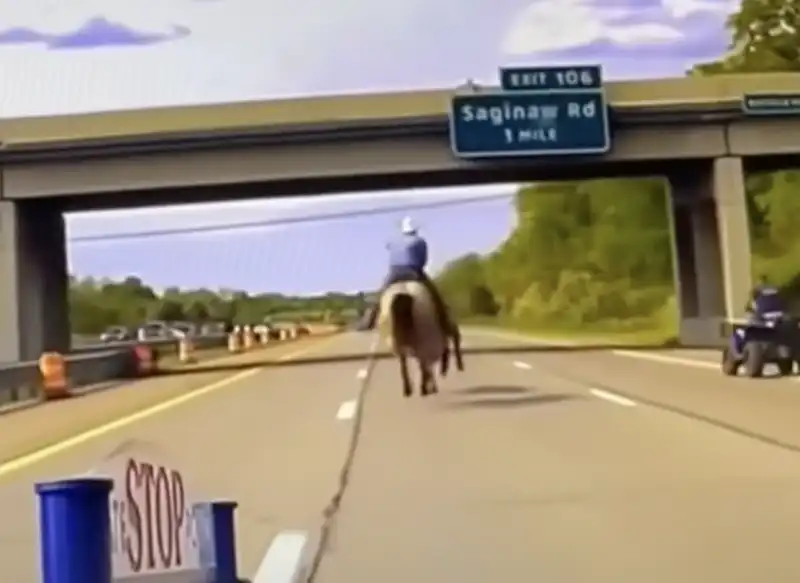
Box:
[400,216,417,234]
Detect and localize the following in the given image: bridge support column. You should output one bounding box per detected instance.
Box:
[0,200,70,362]
[667,157,752,347]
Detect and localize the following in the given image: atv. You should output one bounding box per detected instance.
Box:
[722,313,800,378]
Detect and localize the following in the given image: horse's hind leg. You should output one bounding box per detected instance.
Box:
[427,370,439,395]
[451,325,465,372]
[420,366,430,397]
[440,345,450,377]
[420,362,437,397]
[398,354,412,398]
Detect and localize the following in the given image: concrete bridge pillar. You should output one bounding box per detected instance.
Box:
[667,157,752,347]
[0,200,71,362]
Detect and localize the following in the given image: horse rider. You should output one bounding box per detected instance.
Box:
[364,217,452,334]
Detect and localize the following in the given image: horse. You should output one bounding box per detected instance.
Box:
[378,280,449,398]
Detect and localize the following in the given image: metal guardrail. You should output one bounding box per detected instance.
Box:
[70,332,229,354]
[0,333,231,412]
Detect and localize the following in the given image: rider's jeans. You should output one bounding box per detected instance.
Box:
[383,266,421,287]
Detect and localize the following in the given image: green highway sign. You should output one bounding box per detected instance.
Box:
[743,93,800,116]
[449,91,610,158]
[499,65,603,92]
[450,63,610,159]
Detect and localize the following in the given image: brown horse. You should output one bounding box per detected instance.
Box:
[378,281,450,398]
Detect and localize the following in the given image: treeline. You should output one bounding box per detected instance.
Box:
[434,0,800,333]
[69,276,366,334]
[434,180,677,332]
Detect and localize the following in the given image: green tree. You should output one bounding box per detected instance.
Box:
[436,253,497,317]
[185,301,210,322]
[155,299,186,322]
[469,286,499,316]
[690,0,800,306]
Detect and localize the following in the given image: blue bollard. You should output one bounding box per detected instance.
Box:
[210,501,239,583]
[36,478,114,583]
[194,502,217,583]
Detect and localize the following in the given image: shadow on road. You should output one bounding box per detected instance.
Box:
[442,392,580,410]
[154,342,683,378]
[439,385,583,409]
[456,385,529,396]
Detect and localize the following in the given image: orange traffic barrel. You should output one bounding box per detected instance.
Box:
[133,344,155,376]
[38,352,69,400]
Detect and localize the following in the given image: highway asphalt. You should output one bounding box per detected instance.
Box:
[3,330,800,581]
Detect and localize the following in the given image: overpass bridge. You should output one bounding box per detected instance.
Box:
[2,73,800,359]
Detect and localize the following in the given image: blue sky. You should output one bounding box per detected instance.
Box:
[0,0,737,294]
[66,187,517,295]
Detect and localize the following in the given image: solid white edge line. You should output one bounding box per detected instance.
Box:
[252,530,310,583]
[469,326,725,373]
[611,350,717,369]
[590,388,637,407]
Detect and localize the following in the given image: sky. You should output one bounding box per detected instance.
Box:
[0,0,737,295]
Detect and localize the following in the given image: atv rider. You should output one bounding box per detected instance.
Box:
[745,276,785,323]
[364,217,452,335]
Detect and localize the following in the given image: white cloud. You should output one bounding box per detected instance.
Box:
[606,22,683,45]
[662,0,737,19]
[0,0,190,34]
[0,0,299,116]
[0,0,432,117]
[501,0,683,55]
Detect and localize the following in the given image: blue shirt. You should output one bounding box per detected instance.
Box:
[387,234,428,271]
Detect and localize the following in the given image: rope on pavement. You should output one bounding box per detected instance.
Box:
[304,333,380,583]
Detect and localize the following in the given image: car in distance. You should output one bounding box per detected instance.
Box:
[100,326,132,343]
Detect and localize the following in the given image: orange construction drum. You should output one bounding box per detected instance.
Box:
[38,352,69,400]
[132,344,155,376]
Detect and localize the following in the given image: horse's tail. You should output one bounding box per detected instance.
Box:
[390,293,415,349]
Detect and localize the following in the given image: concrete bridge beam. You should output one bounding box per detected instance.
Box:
[668,157,752,347]
[0,200,70,362]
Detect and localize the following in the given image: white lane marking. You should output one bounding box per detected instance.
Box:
[590,388,637,407]
[611,350,717,370]
[336,399,358,421]
[253,530,311,583]
[0,337,340,479]
[356,368,368,380]
[465,327,578,346]
[470,327,715,369]
[513,360,532,370]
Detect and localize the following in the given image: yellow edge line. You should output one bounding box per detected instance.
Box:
[0,336,339,479]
